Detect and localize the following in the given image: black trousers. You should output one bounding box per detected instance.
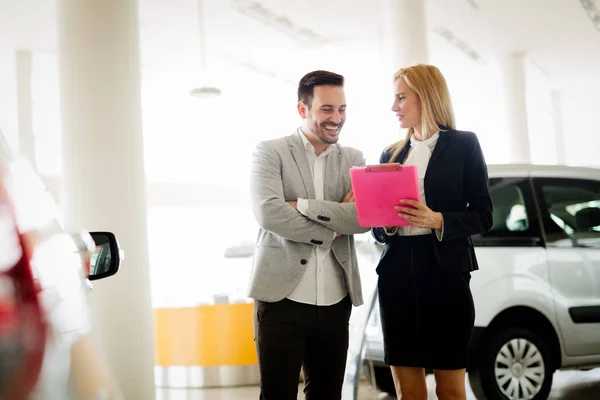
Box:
[253,296,352,400]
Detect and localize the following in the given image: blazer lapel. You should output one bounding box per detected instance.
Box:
[290,132,315,199]
[324,145,341,201]
[425,130,452,178]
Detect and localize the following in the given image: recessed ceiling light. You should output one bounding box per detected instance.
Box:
[189,86,222,98]
[189,0,221,98]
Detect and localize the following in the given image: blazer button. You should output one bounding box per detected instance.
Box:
[301,259,307,265]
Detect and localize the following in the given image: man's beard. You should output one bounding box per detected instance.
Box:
[308,120,341,145]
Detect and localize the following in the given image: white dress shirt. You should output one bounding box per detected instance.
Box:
[288,130,348,306]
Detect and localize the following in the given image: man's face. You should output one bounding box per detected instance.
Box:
[298,85,346,145]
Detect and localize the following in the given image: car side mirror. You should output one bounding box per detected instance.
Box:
[88,231,123,280]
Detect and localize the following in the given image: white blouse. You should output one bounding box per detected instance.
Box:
[386,132,444,239]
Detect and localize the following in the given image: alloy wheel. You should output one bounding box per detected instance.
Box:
[494,338,545,400]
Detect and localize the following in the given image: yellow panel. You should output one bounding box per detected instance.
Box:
[213,303,257,365]
[154,303,258,367]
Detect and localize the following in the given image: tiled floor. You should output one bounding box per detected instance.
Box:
[156,369,600,399]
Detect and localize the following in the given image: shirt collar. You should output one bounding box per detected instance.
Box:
[410,131,440,149]
[298,129,331,157]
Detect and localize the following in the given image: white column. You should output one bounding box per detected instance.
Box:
[0,52,19,151]
[385,0,429,70]
[551,90,567,165]
[499,53,532,164]
[15,50,36,164]
[56,1,155,399]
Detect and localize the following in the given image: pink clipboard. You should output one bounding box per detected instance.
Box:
[350,163,421,228]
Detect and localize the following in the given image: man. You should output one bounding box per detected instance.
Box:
[249,70,369,399]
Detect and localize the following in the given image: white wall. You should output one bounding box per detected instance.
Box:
[0,50,18,151]
[561,84,600,167]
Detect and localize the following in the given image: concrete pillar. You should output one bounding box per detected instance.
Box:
[551,90,567,165]
[56,1,155,399]
[499,53,532,164]
[0,52,19,151]
[385,0,429,70]
[15,50,36,164]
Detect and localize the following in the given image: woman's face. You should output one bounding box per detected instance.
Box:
[391,77,422,132]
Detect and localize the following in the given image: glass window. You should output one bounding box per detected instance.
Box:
[492,186,529,233]
[474,178,541,246]
[535,178,600,248]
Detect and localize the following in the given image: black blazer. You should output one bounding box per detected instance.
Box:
[372,128,493,272]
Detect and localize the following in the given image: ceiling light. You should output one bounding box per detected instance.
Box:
[231,0,328,47]
[434,27,482,62]
[580,0,600,31]
[189,86,222,98]
[190,0,221,99]
[465,0,480,10]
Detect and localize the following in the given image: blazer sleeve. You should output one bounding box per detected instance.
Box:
[301,149,370,235]
[250,141,336,247]
[441,133,493,240]
[371,150,394,244]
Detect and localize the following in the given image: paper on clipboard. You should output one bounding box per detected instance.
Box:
[349,163,421,228]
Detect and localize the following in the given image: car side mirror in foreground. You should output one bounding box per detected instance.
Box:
[88,232,123,281]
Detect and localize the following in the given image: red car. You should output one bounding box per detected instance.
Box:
[0,131,123,399]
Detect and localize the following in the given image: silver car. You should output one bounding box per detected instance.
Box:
[363,163,600,400]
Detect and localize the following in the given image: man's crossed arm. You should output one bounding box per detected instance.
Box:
[290,150,369,237]
[251,142,368,246]
[251,142,337,246]
[292,189,369,236]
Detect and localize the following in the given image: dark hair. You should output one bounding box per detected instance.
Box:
[297,70,344,108]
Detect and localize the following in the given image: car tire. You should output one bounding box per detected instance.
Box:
[469,326,554,400]
[373,366,396,396]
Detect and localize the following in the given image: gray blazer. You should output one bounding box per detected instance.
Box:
[248,131,369,306]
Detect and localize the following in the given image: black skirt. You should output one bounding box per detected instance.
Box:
[376,234,475,370]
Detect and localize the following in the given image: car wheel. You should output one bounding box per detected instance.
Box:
[373,366,396,396]
[469,327,554,400]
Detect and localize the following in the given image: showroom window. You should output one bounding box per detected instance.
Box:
[474,177,542,246]
[535,178,600,248]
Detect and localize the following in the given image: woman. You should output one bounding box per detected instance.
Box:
[372,64,493,400]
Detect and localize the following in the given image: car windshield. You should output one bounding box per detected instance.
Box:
[543,182,600,248]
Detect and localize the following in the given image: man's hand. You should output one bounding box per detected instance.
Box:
[335,232,342,238]
[342,189,354,203]
[394,200,443,230]
[288,201,297,209]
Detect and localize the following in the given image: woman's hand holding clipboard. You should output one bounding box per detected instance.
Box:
[393,199,443,230]
[350,163,441,229]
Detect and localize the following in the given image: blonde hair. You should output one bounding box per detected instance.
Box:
[386,64,456,163]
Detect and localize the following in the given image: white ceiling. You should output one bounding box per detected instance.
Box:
[1,0,599,154]
[473,0,600,87]
[1,0,599,88]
